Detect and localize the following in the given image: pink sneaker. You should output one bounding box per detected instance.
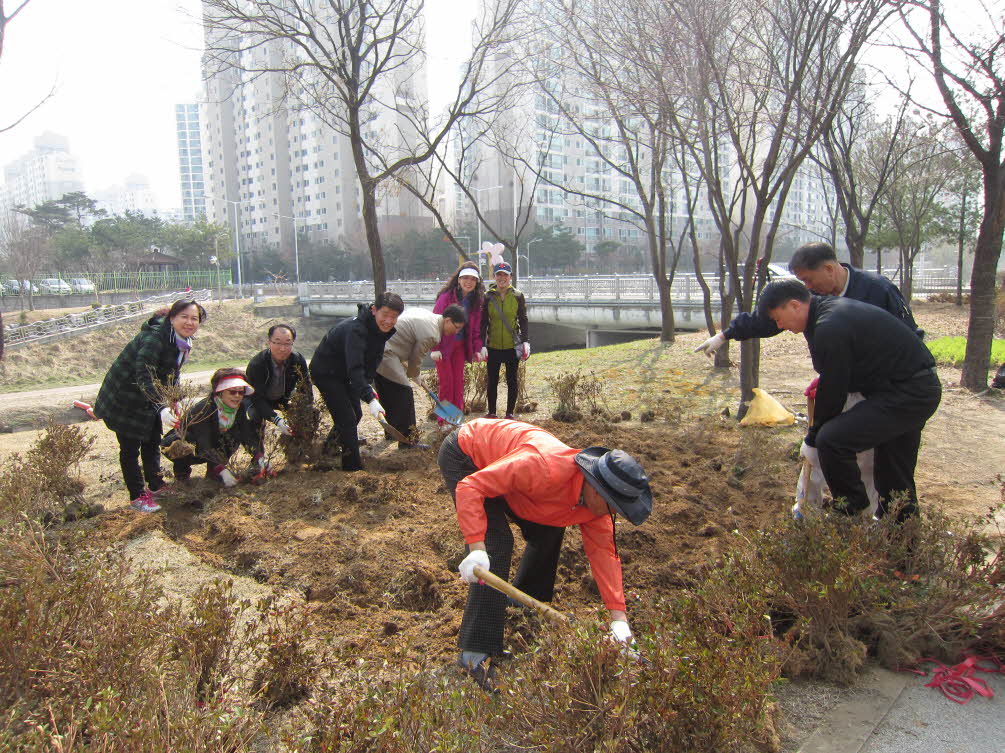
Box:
[129,490,161,513]
[150,483,176,498]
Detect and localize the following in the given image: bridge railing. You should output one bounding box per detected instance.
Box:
[300,272,967,304]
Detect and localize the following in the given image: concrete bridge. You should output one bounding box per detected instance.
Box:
[296,271,963,349]
[298,274,722,348]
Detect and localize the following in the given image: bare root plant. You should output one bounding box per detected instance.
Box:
[515,360,537,413]
[151,372,207,460]
[464,361,486,413]
[279,383,329,465]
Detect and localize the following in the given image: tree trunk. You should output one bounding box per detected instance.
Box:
[876,247,882,275]
[737,338,760,420]
[846,231,865,268]
[360,183,386,298]
[961,179,1005,390]
[956,194,966,306]
[658,277,676,343]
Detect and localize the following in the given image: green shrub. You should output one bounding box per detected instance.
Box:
[927,336,1005,367]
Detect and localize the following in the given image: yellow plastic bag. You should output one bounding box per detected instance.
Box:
[739,388,795,427]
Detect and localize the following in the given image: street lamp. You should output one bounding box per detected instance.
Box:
[471,184,502,276]
[526,238,542,278]
[204,193,252,297]
[274,212,304,284]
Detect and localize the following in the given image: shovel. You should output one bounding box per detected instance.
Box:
[472,565,569,625]
[378,418,411,444]
[416,381,464,426]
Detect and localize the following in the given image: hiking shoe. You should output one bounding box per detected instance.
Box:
[129,490,161,513]
[456,658,497,692]
[504,413,515,420]
[484,413,498,419]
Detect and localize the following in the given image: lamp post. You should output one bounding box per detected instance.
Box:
[204,193,251,298]
[471,184,502,276]
[274,212,303,284]
[526,238,542,278]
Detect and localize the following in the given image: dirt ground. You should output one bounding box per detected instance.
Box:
[0,301,1001,752]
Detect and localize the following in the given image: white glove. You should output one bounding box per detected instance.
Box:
[430,350,443,362]
[368,398,385,420]
[800,441,819,467]
[256,455,269,471]
[219,469,238,487]
[479,346,488,361]
[694,332,727,358]
[610,620,633,644]
[521,342,531,360]
[275,417,293,436]
[160,405,180,432]
[458,549,490,584]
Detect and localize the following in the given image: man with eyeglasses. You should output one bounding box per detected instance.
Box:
[245,323,312,438]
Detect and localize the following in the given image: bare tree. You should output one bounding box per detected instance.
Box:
[897,0,1005,389]
[0,0,55,134]
[202,0,526,298]
[0,207,49,312]
[880,117,954,300]
[814,89,914,267]
[653,0,894,414]
[932,130,983,305]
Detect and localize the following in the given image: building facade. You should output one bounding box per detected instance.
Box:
[176,104,207,222]
[2,132,85,210]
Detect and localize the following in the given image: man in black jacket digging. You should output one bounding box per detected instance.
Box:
[695,242,921,356]
[245,323,312,438]
[309,292,403,471]
[758,279,941,520]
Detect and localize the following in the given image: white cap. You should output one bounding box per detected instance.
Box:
[458,268,481,279]
[214,375,255,396]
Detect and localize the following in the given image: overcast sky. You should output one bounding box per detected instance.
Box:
[0,0,475,211]
[0,0,988,212]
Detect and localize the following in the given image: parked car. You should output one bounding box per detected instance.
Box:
[69,277,97,294]
[2,280,21,295]
[766,263,796,280]
[38,278,73,295]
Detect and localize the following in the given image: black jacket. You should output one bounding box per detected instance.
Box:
[245,348,312,423]
[804,296,936,447]
[162,397,262,464]
[725,264,922,341]
[309,304,395,403]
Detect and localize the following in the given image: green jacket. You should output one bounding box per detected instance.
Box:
[481,284,528,350]
[94,316,182,440]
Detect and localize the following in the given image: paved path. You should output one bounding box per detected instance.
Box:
[0,370,217,432]
[799,666,1004,753]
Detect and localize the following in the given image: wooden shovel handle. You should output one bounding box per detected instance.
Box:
[472,565,569,625]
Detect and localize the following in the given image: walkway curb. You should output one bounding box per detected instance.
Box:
[796,668,909,753]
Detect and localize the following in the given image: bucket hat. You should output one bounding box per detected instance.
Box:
[575,447,652,524]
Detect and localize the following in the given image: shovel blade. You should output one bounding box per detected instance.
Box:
[434,400,464,426]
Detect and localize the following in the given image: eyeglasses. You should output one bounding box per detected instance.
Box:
[269,340,294,348]
[221,388,245,397]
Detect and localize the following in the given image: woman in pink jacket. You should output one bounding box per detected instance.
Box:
[432,262,485,420]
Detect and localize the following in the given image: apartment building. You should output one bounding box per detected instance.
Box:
[2,132,85,210]
[176,104,207,222]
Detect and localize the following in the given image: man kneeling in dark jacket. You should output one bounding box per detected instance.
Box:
[245,323,312,439]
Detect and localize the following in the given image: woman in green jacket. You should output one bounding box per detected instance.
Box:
[94,299,206,512]
[479,262,529,418]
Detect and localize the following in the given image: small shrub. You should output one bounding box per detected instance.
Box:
[546,371,583,422]
[463,361,487,414]
[0,419,94,525]
[279,378,329,465]
[249,597,316,708]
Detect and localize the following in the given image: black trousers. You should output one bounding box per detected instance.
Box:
[312,373,364,471]
[374,374,415,445]
[486,347,519,416]
[438,432,565,656]
[116,415,164,499]
[816,373,941,520]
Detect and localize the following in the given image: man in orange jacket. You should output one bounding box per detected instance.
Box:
[438,417,653,689]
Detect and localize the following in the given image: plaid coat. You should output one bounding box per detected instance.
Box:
[94,316,182,440]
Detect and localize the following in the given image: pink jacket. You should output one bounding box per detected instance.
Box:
[433,288,483,361]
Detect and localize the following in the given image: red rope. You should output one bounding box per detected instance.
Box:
[902,654,1004,705]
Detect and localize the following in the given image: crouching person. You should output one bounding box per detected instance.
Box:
[438,417,653,690]
[162,368,270,487]
[245,323,312,438]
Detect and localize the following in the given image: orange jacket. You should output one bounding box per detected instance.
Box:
[456,419,625,611]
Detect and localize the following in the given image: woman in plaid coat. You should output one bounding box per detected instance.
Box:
[94,299,206,512]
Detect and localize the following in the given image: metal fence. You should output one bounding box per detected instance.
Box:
[1,270,233,297]
[300,271,967,304]
[3,289,213,349]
